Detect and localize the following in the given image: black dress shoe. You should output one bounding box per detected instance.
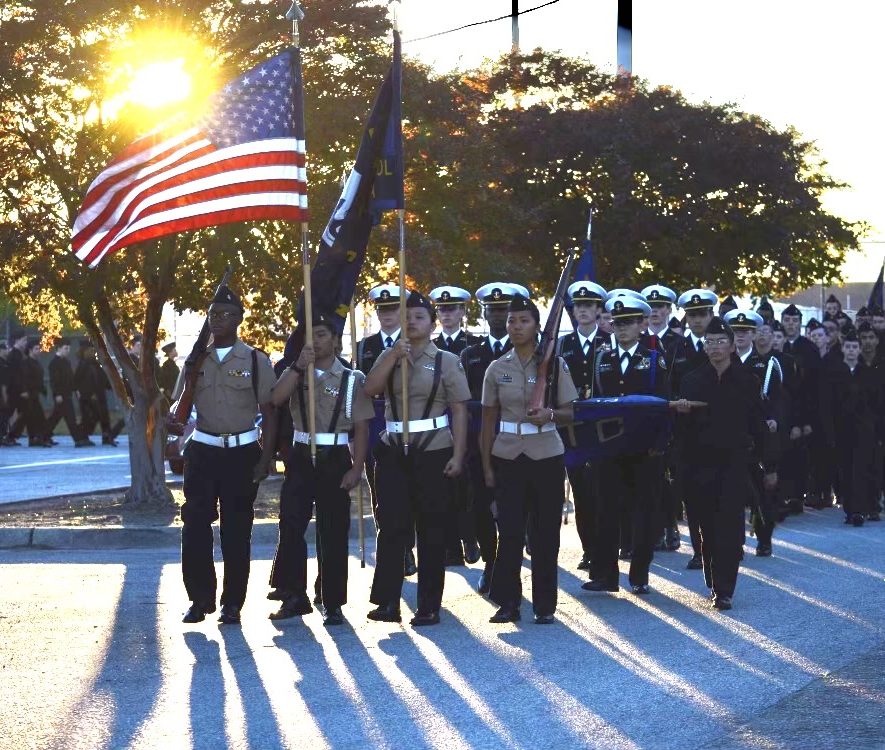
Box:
[533,613,555,625]
[410,611,440,627]
[367,603,402,623]
[712,595,733,611]
[404,550,417,577]
[631,584,651,596]
[267,588,285,601]
[463,541,481,564]
[313,593,323,607]
[218,605,241,624]
[755,544,772,557]
[581,579,619,592]
[443,549,465,567]
[74,438,96,447]
[850,513,865,527]
[666,526,681,551]
[269,594,313,620]
[686,553,703,570]
[322,606,344,627]
[489,606,521,623]
[477,572,491,595]
[576,554,591,571]
[101,438,118,446]
[618,548,633,561]
[182,601,216,623]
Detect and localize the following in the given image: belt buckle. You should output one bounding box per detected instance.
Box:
[220,433,232,448]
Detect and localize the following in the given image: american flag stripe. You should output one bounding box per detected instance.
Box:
[74,138,306,265]
[84,197,306,267]
[72,48,308,268]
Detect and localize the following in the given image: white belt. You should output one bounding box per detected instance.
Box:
[385,415,449,434]
[499,420,556,435]
[191,428,260,448]
[293,431,350,446]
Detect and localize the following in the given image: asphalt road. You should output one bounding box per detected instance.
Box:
[1,508,883,750]
[0,436,180,504]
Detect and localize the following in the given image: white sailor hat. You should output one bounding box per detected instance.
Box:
[475,282,528,306]
[605,294,652,319]
[368,283,409,307]
[567,281,607,303]
[641,284,677,304]
[677,288,718,310]
[429,286,471,305]
[723,309,763,329]
[605,288,646,303]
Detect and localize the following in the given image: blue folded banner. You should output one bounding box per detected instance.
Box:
[565,395,672,467]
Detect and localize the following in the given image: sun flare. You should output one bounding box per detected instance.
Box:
[126,59,192,108]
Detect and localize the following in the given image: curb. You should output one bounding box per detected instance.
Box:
[0,515,377,551]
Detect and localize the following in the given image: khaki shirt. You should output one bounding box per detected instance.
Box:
[173,340,275,434]
[482,352,578,460]
[373,341,471,451]
[285,359,375,433]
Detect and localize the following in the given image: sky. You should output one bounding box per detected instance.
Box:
[398,0,885,284]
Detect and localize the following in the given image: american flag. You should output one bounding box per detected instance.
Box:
[72,48,307,268]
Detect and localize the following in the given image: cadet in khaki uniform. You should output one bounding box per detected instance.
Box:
[481,294,578,624]
[365,291,471,626]
[267,314,375,626]
[175,286,278,625]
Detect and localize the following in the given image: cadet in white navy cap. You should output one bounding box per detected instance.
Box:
[641,285,680,351]
[671,287,719,570]
[460,282,525,594]
[429,285,481,567]
[724,310,764,363]
[557,280,609,572]
[582,293,669,596]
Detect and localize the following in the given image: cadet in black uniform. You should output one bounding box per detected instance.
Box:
[820,329,883,525]
[582,294,669,595]
[174,286,277,625]
[481,294,578,624]
[74,339,124,446]
[460,282,526,593]
[19,339,51,447]
[268,313,375,625]
[158,341,180,403]
[46,337,92,447]
[671,289,718,568]
[3,332,30,445]
[430,285,482,567]
[718,295,738,317]
[726,310,783,555]
[365,291,470,626]
[557,280,608,571]
[675,317,777,610]
[641,284,682,551]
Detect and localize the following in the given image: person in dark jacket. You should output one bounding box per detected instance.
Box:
[18,338,52,447]
[46,337,93,446]
[74,338,124,446]
[675,317,777,611]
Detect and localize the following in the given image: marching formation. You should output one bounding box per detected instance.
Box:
[167,280,884,628]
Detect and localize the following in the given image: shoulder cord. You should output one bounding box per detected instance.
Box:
[345,370,362,421]
[762,355,783,399]
[327,369,350,433]
[591,347,606,398]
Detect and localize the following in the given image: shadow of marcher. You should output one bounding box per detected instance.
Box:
[183,632,226,750]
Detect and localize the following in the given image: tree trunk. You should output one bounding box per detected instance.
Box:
[124,391,173,507]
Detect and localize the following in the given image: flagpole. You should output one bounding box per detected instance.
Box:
[350,299,366,568]
[391,1,409,455]
[289,2,317,465]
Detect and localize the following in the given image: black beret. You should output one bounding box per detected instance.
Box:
[720,295,737,307]
[311,311,338,333]
[211,284,244,310]
[757,298,774,313]
[508,292,538,315]
[843,328,858,343]
[826,294,839,304]
[769,321,785,333]
[405,289,433,312]
[869,305,884,316]
[705,316,734,341]
[781,304,802,318]
[856,306,869,317]
[161,341,177,354]
[857,321,874,334]
[806,318,823,332]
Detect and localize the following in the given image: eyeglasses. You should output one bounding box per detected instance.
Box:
[703,337,731,347]
[208,311,238,321]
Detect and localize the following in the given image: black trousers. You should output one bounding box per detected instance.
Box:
[80,394,123,439]
[834,431,878,517]
[566,463,595,559]
[181,440,261,609]
[444,472,478,558]
[269,445,352,608]
[592,454,662,586]
[683,460,748,599]
[9,394,47,440]
[467,451,497,569]
[46,396,83,440]
[490,454,564,616]
[674,461,703,555]
[370,444,453,613]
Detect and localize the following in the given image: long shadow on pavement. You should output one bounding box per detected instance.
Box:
[183,632,227,750]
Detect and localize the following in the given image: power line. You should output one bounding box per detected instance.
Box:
[404,0,561,44]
